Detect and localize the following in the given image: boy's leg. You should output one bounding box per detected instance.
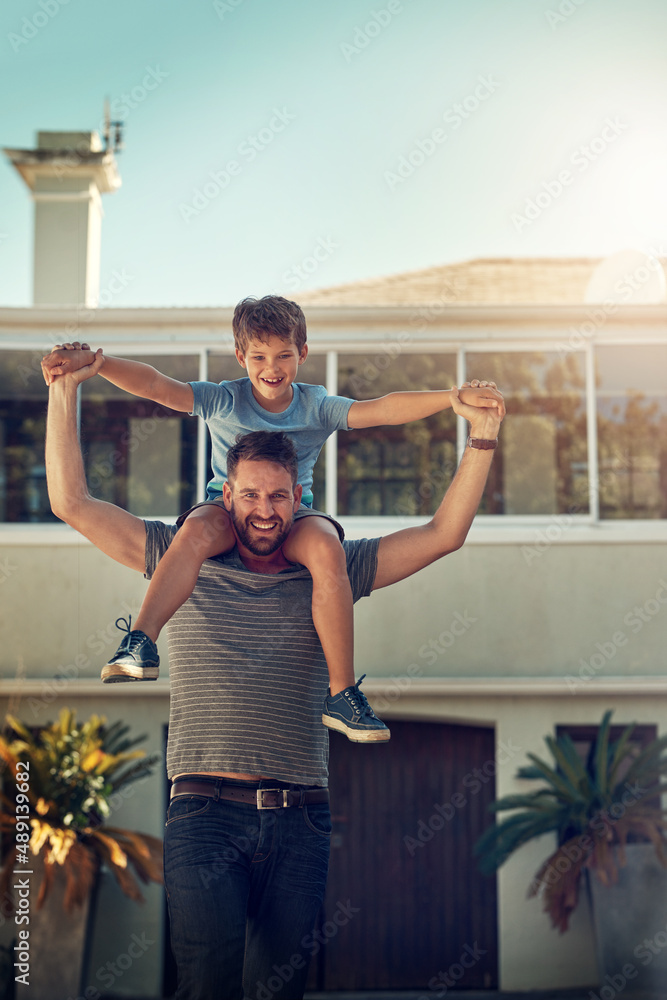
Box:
[282,516,389,742]
[136,504,234,639]
[282,516,354,696]
[102,504,234,683]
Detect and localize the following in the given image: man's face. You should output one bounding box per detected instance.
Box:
[223,458,301,556]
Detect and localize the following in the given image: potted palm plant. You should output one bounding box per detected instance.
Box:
[474,711,667,991]
[0,708,163,1000]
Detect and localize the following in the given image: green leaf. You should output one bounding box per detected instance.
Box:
[593,709,615,797]
[524,752,580,803]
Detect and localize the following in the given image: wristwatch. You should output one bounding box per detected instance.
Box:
[467,436,498,450]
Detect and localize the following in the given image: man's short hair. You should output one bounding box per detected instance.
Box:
[232,295,307,354]
[226,431,299,489]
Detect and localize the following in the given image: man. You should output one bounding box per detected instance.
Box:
[44,349,504,1000]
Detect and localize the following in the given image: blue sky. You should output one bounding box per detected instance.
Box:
[0,0,666,307]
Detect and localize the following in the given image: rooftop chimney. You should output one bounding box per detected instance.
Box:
[3,128,121,307]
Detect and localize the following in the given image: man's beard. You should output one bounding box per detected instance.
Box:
[228,501,293,555]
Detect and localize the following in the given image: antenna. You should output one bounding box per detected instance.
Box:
[102,98,125,154]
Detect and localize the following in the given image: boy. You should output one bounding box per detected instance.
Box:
[42,295,502,742]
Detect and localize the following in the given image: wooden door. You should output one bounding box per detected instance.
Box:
[307,719,498,990]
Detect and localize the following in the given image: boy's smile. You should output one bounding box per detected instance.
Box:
[236,333,308,413]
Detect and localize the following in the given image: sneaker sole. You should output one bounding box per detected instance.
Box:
[322,715,391,742]
[101,664,159,683]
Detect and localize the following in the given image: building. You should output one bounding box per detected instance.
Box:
[1,128,667,995]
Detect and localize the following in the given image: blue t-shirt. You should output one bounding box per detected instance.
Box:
[190,378,354,499]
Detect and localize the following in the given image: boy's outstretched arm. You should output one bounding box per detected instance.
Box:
[347,381,505,428]
[42,342,194,412]
[372,385,503,590]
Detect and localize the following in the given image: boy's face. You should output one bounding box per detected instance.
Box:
[236,333,308,412]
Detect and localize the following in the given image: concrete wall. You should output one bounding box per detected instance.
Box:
[5,522,667,683]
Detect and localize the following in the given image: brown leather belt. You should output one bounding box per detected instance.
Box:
[170,777,329,810]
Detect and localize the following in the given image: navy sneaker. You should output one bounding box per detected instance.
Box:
[322,675,390,742]
[101,617,160,683]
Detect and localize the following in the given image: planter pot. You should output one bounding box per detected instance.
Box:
[17,853,98,1000]
[588,843,667,994]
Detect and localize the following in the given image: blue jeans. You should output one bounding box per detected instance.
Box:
[164,782,331,1000]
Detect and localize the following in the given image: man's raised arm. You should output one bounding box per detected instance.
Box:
[45,354,148,572]
[372,384,504,590]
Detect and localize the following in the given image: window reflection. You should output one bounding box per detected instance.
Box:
[337,354,457,516]
[596,346,667,519]
[80,355,199,518]
[0,351,52,522]
[469,352,588,515]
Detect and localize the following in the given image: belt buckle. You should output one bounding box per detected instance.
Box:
[256,788,289,810]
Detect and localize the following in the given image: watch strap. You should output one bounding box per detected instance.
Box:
[467,436,498,450]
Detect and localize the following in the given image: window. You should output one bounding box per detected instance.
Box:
[79,355,199,518]
[596,345,667,519]
[337,353,458,516]
[0,351,52,522]
[469,351,588,515]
